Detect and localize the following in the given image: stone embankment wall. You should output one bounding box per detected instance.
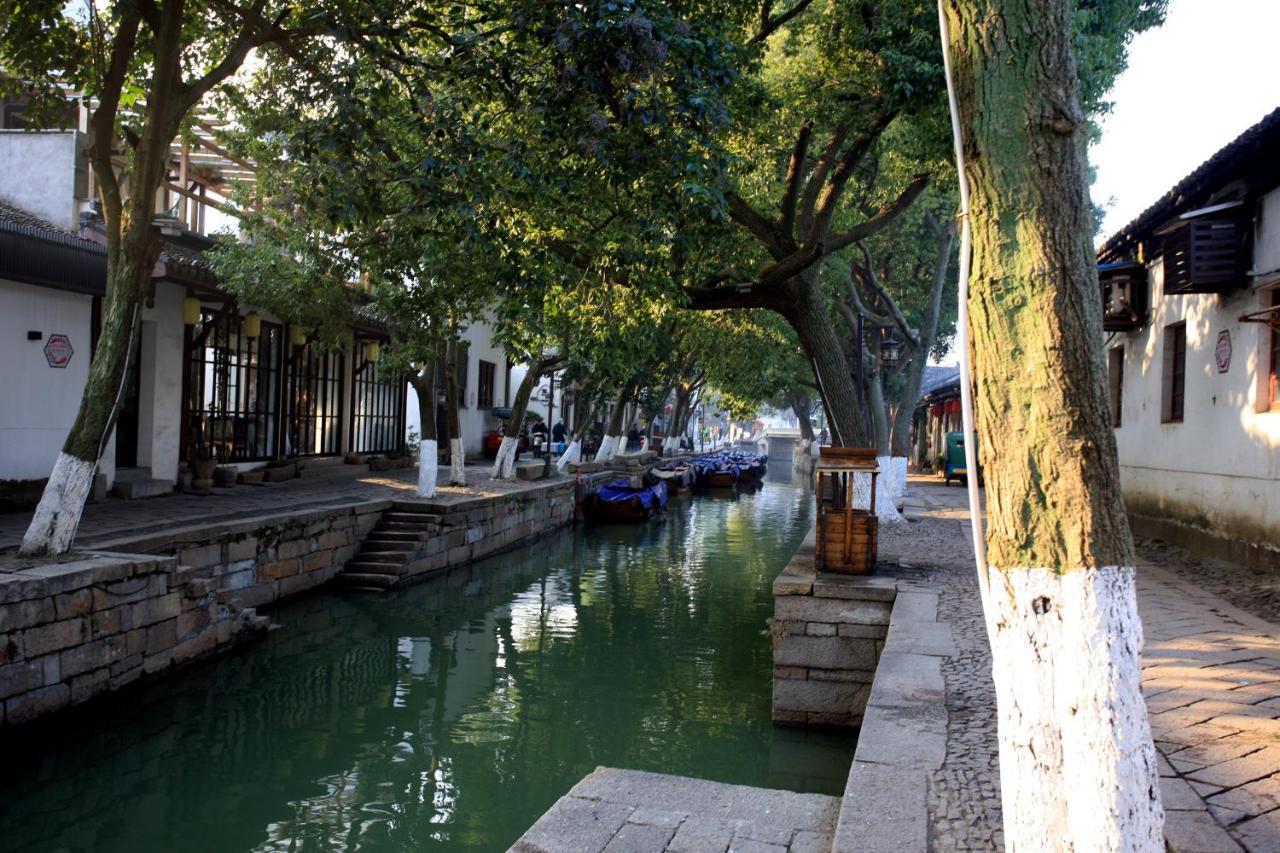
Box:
[1,478,581,726]
[0,553,267,725]
[772,525,956,852]
[771,531,895,728]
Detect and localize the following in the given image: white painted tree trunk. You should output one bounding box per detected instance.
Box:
[449,438,466,486]
[594,434,618,462]
[988,564,1163,851]
[663,435,681,455]
[557,438,582,473]
[491,436,518,480]
[20,452,98,556]
[792,438,812,473]
[852,462,904,525]
[417,440,438,498]
[887,456,908,509]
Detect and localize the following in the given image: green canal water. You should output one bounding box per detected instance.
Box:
[1,471,856,852]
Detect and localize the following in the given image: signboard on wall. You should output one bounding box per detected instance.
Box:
[1215,330,1232,374]
[43,334,73,369]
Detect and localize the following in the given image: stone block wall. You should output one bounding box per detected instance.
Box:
[92,502,387,610]
[0,552,267,725]
[772,533,896,728]
[397,482,577,582]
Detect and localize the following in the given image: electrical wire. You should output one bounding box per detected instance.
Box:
[937,1,995,638]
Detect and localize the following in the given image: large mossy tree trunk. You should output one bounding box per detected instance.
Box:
[444,340,465,486]
[785,275,871,449]
[788,389,815,473]
[945,0,1163,847]
[409,368,439,498]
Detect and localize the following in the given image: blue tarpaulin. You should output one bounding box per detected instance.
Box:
[596,479,668,510]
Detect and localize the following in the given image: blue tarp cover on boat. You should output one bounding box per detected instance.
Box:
[596,479,668,509]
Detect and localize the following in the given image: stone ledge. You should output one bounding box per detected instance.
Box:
[832,579,948,853]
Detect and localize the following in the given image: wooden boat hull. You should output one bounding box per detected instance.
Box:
[585,495,661,522]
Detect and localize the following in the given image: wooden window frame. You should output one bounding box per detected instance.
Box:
[1162,322,1187,424]
[1108,345,1124,428]
[1269,294,1280,412]
[478,359,496,410]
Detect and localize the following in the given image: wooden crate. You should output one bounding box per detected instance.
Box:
[816,509,878,574]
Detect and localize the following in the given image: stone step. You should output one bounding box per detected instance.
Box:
[366,530,422,542]
[345,559,409,574]
[110,477,175,500]
[360,540,416,552]
[334,571,399,590]
[355,550,412,562]
[382,511,442,524]
[376,514,437,527]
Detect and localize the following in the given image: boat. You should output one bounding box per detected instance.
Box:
[688,450,768,489]
[585,478,668,522]
[652,465,694,492]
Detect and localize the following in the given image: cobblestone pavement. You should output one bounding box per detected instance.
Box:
[888,477,1004,851]
[890,475,1280,852]
[0,462,567,552]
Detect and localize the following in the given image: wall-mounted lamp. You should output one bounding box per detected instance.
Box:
[243,311,262,340]
[182,296,202,326]
[363,341,381,363]
[290,326,307,347]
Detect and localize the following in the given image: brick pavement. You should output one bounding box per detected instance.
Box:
[895,475,1280,852]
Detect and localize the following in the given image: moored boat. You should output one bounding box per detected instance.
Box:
[585,478,668,522]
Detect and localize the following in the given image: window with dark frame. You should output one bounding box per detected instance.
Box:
[1108,346,1124,428]
[478,360,496,410]
[1270,294,1279,411]
[286,342,344,456]
[456,341,469,408]
[1163,323,1187,423]
[187,310,282,462]
[351,358,406,454]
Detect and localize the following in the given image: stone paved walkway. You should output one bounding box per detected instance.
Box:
[892,475,1280,852]
[0,463,565,552]
[514,768,839,853]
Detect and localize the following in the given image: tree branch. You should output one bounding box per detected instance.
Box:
[807,112,896,242]
[853,243,918,346]
[750,0,818,44]
[779,121,812,241]
[727,192,788,258]
[823,174,930,255]
[796,125,850,237]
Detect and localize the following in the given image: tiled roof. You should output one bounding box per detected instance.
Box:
[1099,106,1280,260]
[918,365,960,401]
[0,198,105,254]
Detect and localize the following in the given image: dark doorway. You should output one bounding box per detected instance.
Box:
[114,330,143,468]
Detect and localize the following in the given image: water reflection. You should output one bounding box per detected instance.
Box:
[0,472,853,853]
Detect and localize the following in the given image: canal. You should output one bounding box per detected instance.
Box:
[0,470,856,852]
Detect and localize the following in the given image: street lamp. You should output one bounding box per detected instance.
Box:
[880,331,901,370]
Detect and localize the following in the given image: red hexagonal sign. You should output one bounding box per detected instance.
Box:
[44,334,74,369]
[1215,330,1231,374]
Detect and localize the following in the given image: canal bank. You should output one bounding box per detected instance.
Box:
[0,471,856,852]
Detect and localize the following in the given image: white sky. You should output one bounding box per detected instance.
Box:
[1090,0,1280,239]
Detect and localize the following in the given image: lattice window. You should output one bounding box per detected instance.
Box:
[286,341,344,456]
[351,359,406,454]
[478,360,496,410]
[188,311,281,462]
[1163,323,1186,423]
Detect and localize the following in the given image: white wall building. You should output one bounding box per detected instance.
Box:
[0,112,410,503]
[1098,107,1280,569]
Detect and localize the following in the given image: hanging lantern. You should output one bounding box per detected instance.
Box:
[290,326,307,347]
[243,311,261,339]
[880,332,901,369]
[182,296,202,326]
[363,341,381,363]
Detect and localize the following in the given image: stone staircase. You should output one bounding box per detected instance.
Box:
[333,504,441,591]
